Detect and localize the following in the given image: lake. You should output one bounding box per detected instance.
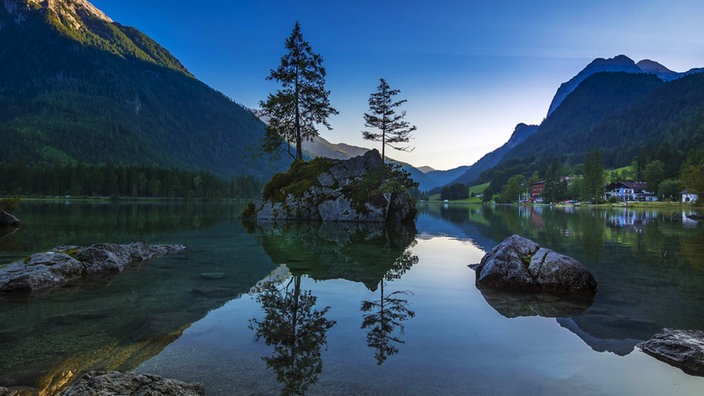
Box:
[1,201,704,395]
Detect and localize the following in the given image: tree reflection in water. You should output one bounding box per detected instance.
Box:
[250,276,336,396]
[361,246,418,365]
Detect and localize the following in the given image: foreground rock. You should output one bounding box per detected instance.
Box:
[471,235,597,294]
[0,209,19,226]
[243,149,417,223]
[0,242,185,296]
[59,371,204,395]
[639,329,704,376]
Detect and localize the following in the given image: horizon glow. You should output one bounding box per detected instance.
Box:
[90,0,704,171]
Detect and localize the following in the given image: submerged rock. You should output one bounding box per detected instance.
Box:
[59,371,204,396]
[0,242,185,296]
[244,149,417,223]
[0,209,20,226]
[477,288,594,318]
[639,329,704,376]
[471,235,597,294]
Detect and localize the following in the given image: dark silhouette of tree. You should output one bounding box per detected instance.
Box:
[260,21,338,162]
[362,78,416,161]
[360,248,418,365]
[250,277,336,395]
[581,149,604,203]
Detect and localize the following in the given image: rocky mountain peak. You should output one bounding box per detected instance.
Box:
[4,0,111,28]
[636,59,679,81]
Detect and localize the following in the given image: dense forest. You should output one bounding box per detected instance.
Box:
[473,71,704,201]
[0,163,261,199]
[0,2,289,181]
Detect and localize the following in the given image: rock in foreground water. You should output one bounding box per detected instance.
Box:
[0,242,185,296]
[59,371,204,396]
[472,234,597,294]
[639,329,704,376]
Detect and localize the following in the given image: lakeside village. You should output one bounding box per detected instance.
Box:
[528,180,698,204]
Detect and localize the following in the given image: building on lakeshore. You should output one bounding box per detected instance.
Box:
[530,180,546,202]
[604,181,657,202]
[681,190,699,203]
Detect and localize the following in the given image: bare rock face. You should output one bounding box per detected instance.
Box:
[472,235,597,295]
[246,149,417,223]
[0,242,185,296]
[639,329,704,377]
[0,209,20,226]
[59,371,204,396]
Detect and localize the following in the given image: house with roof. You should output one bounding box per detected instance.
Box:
[604,181,657,202]
[681,189,698,203]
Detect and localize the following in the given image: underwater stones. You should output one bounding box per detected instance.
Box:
[0,209,20,226]
[472,235,597,295]
[59,371,204,396]
[639,329,704,376]
[0,242,185,296]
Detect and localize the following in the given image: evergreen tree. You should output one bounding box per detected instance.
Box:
[260,21,338,162]
[581,149,604,203]
[362,78,416,161]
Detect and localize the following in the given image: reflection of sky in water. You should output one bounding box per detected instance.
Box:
[137,236,704,395]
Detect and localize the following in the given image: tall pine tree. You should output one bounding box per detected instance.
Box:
[362,78,416,161]
[260,21,338,162]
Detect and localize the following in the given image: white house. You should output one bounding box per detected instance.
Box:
[681,190,699,203]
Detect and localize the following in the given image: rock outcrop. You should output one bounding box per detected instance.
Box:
[471,235,597,295]
[244,149,417,223]
[639,329,704,376]
[59,371,204,396]
[0,209,20,226]
[0,242,185,296]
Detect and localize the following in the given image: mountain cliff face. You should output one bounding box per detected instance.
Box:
[0,0,288,179]
[546,55,704,117]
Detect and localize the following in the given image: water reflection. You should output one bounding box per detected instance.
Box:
[250,277,336,395]
[476,287,593,318]
[0,203,272,393]
[246,221,420,369]
[244,221,418,290]
[361,248,418,365]
[418,203,704,355]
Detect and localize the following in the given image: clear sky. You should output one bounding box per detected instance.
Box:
[90,0,704,170]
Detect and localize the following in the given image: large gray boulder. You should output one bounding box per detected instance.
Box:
[246,149,417,223]
[639,329,704,376]
[472,235,597,294]
[0,208,20,226]
[0,242,185,296]
[59,371,204,396]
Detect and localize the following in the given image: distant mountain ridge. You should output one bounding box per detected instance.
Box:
[297,135,469,192]
[0,0,290,180]
[448,123,538,186]
[546,55,704,116]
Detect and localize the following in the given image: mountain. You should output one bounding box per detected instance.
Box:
[0,0,288,180]
[546,55,704,117]
[300,135,478,192]
[477,66,704,190]
[448,123,538,186]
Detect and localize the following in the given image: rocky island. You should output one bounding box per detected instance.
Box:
[243,150,417,223]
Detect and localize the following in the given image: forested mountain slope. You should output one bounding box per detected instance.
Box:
[0,0,288,180]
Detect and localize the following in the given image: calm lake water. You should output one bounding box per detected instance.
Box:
[2,201,704,395]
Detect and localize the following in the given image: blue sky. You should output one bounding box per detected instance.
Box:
[91,0,704,170]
